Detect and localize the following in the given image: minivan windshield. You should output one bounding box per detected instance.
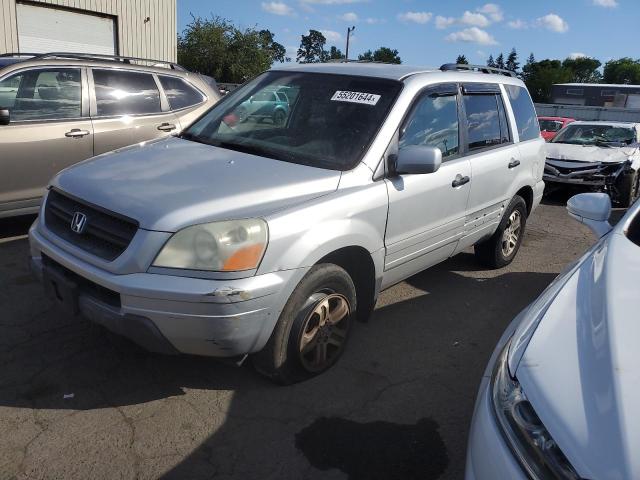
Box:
[181,71,402,170]
[551,124,636,146]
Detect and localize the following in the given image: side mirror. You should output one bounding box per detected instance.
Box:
[567,193,612,238]
[0,108,9,126]
[394,145,442,175]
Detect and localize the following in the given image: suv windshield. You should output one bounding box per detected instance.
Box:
[181,71,402,170]
[539,119,563,132]
[551,124,636,146]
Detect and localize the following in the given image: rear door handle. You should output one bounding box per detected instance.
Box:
[508,159,521,169]
[157,122,177,132]
[452,174,470,188]
[65,129,90,138]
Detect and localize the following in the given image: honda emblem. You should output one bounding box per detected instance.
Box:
[70,212,88,234]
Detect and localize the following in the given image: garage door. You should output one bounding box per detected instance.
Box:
[17,3,116,55]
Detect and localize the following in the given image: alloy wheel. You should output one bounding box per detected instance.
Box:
[501,210,522,257]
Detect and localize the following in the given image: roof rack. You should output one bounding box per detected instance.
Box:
[0,52,185,70]
[325,59,390,64]
[439,63,517,78]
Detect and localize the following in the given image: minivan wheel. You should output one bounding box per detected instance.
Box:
[252,264,356,385]
[615,170,639,208]
[474,195,527,269]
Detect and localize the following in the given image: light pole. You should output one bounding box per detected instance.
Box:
[345,26,355,61]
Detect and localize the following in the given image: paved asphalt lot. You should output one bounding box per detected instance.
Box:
[0,196,603,480]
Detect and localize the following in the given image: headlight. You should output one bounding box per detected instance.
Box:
[492,341,582,479]
[153,218,268,272]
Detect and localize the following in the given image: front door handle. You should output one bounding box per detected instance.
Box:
[508,159,521,169]
[157,122,177,132]
[65,129,90,138]
[452,174,470,188]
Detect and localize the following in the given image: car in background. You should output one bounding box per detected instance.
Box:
[538,116,574,141]
[0,52,220,218]
[466,191,640,479]
[237,88,291,125]
[544,121,640,207]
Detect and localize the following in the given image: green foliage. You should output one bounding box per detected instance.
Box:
[523,59,572,103]
[495,53,505,70]
[603,57,640,85]
[358,47,402,64]
[297,30,328,63]
[329,46,345,60]
[506,48,519,72]
[562,57,602,83]
[456,55,469,65]
[487,54,495,68]
[177,16,286,83]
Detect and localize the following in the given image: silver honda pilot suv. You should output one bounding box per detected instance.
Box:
[29,62,545,384]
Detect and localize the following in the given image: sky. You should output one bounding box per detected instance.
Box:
[177,0,637,67]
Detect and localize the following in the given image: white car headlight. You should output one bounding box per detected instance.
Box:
[153,218,268,272]
[492,341,582,480]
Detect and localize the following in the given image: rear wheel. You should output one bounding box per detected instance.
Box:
[474,195,527,269]
[252,264,356,384]
[615,170,639,208]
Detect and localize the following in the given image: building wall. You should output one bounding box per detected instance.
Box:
[0,0,177,62]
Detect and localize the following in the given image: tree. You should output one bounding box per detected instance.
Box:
[506,48,519,73]
[328,46,345,60]
[521,53,536,82]
[177,16,286,83]
[523,59,572,103]
[358,47,402,64]
[495,53,505,70]
[456,54,469,65]
[297,30,328,63]
[603,58,640,85]
[487,54,496,68]
[562,57,602,83]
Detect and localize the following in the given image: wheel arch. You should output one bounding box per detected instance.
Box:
[515,185,534,216]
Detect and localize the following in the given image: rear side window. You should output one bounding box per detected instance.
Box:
[0,68,81,121]
[463,94,502,151]
[158,75,204,110]
[400,92,460,159]
[505,85,539,142]
[93,69,161,116]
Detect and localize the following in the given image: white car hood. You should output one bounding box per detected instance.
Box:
[545,142,637,164]
[516,232,640,479]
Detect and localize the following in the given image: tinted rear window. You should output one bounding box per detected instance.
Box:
[505,85,539,142]
[463,94,502,151]
[158,75,204,110]
[93,69,161,116]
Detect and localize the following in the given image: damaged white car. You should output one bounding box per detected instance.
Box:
[544,121,640,207]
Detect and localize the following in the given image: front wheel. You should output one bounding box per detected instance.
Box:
[474,195,527,269]
[252,264,356,384]
[615,170,639,208]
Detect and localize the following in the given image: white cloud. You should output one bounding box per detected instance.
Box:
[435,15,456,29]
[592,0,618,7]
[364,17,382,24]
[301,0,366,4]
[477,3,504,22]
[397,11,433,24]
[445,27,498,45]
[507,19,527,29]
[338,12,358,22]
[568,52,588,59]
[320,29,343,43]
[261,1,294,15]
[536,13,569,33]
[460,11,490,27]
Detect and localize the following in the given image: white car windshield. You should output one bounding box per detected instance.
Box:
[181,71,402,171]
[551,124,636,146]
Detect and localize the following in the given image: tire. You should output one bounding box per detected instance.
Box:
[273,109,286,126]
[252,264,356,385]
[474,195,527,269]
[615,170,639,208]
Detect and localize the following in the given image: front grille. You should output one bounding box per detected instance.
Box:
[44,189,139,261]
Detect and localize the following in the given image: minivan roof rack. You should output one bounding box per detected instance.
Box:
[0,52,185,70]
[439,63,517,78]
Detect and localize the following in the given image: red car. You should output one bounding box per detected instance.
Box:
[538,116,575,142]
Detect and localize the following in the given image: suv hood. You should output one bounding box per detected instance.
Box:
[545,142,637,164]
[515,232,640,480]
[52,137,341,232]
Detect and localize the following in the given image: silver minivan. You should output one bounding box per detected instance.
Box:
[29,62,546,384]
[0,52,220,218]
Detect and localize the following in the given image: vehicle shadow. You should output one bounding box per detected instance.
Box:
[542,187,627,225]
[0,236,557,479]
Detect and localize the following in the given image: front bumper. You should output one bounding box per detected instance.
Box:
[544,159,628,187]
[29,224,308,357]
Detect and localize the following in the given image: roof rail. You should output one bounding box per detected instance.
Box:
[0,52,185,70]
[439,63,517,78]
[325,59,390,64]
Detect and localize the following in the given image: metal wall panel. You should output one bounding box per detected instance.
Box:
[0,0,176,61]
[535,103,640,123]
